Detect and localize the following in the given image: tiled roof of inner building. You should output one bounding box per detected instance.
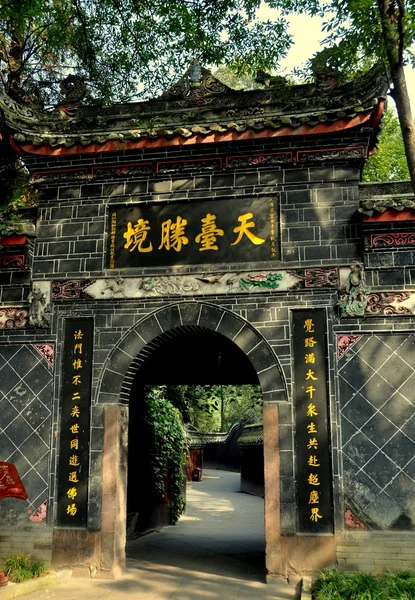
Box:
[237,423,264,447]
[2,63,389,149]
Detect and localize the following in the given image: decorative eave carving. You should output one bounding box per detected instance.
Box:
[359,197,415,216]
[359,181,415,218]
[2,62,389,151]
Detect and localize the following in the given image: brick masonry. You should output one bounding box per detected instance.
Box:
[337,532,415,571]
[1,131,415,572]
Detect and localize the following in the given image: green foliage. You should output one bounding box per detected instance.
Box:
[363,108,410,182]
[164,385,262,433]
[290,0,415,77]
[0,159,37,236]
[0,0,296,105]
[144,387,186,524]
[311,570,415,600]
[2,553,47,583]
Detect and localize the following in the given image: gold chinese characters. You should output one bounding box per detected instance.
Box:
[303,318,324,524]
[123,212,265,253]
[66,328,84,518]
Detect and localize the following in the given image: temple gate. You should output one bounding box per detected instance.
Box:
[0,62,415,580]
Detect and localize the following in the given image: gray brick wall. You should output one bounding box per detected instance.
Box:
[29,135,366,281]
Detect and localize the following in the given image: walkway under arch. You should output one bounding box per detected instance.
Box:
[95,300,287,580]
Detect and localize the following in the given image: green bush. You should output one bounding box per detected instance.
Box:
[2,553,47,583]
[311,570,415,600]
[145,386,187,524]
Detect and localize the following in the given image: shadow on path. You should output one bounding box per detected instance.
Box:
[127,469,265,582]
[26,470,298,599]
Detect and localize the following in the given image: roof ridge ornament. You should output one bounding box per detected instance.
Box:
[160,59,232,101]
[59,75,86,117]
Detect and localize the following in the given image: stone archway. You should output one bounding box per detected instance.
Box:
[96,301,287,579]
[99,301,287,404]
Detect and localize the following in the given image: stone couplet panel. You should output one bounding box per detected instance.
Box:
[292,309,333,534]
[56,319,93,527]
[338,334,415,530]
[0,344,54,524]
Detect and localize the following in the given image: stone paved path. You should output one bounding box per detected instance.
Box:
[23,470,297,599]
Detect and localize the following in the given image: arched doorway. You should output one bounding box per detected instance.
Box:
[126,325,261,536]
[97,301,287,578]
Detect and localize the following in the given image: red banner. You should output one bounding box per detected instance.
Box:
[0,462,28,500]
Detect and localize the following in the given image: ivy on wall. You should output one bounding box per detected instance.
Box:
[144,386,187,525]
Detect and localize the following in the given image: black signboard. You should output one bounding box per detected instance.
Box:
[292,309,333,534]
[57,319,93,527]
[106,196,279,269]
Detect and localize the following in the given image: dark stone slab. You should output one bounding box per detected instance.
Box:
[341,393,377,430]
[135,314,163,343]
[177,302,202,325]
[279,425,293,451]
[285,169,309,183]
[1,287,23,302]
[279,450,294,477]
[74,240,98,254]
[342,431,379,468]
[108,348,134,375]
[90,427,104,451]
[155,305,182,332]
[257,365,285,394]
[59,186,81,199]
[378,269,405,286]
[48,241,71,255]
[116,330,146,359]
[360,377,395,409]
[85,258,103,271]
[216,310,244,340]
[80,184,103,198]
[382,431,415,469]
[211,174,234,188]
[278,402,293,425]
[198,305,224,331]
[362,412,398,448]
[289,227,316,242]
[233,325,262,354]
[59,258,82,272]
[100,370,125,394]
[304,245,329,260]
[280,476,295,503]
[381,393,415,428]
[363,451,400,490]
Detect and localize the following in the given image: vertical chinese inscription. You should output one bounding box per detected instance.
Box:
[57,319,93,527]
[269,198,277,258]
[292,309,333,533]
[109,212,117,269]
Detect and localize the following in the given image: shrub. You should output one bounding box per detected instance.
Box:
[311,570,415,600]
[2,553,47,583]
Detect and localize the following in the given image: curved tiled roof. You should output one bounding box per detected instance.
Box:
[1,62,389,153]
[237,423,264,447]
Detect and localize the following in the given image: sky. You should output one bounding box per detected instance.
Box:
[256,6,415,114]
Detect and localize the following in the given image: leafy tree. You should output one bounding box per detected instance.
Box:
[164,384,262,433]
[286,0,415,191]
[363,108,410,182]
[0,0,294,105]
